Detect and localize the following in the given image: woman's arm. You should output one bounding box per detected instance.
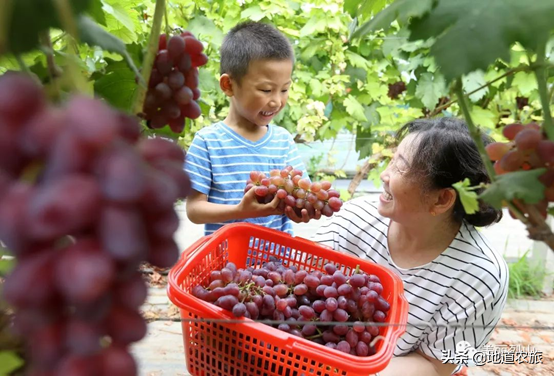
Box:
[379,350,456,376]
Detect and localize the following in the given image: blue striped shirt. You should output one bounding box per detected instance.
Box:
[185,121,307,235]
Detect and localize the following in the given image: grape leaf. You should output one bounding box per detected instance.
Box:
[409,0,554,81]
[462,71,488,102]
[512,72,537,96]
[344,95,367,122]
[479,169,547,209]
[470,107,496,130]
[88,0,107,26]
[453,178,479,215]
[77,16,142,84]
[415,72,447,110]
[0,351,24,375]
[92,60,137,111]
[241,6,265,21]
[355,124,374,160]
[352,0,435,39]
[1,0,92,54]
[344,0,364,17]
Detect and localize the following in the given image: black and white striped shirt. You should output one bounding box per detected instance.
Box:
[313,196,509,366]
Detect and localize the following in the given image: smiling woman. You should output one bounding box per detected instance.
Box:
[313,118,509,376]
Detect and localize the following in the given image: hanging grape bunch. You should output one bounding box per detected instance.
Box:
[244,166,343,218]
[485,122,554,218]
[192,258,390,356]
[143,31,208,133]
[0,72,191,375]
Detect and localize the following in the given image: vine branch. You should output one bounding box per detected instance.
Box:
[132,0,166,116]
[534,37,554,141]
[428,65,529,117]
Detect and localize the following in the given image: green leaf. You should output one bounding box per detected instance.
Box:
[344,0,364,17]
[364,101,381,126]
[93,60,137,111]
[0,351,24,375]
[101,0,136,33]
[356,124,374,159]
[3,0,92,54]
[309,79,324,97]
[352,0,435,39]
[88,0,107,26]
[188,16,224,47]
[453,178,479,215]
[77,16,142,84]
[462,71,488,102]
[300,17,327,37]
[241,6,265,22]
[409,0,554,81]
[345,50,369,69]
[470,107,497,129]
[512,72,538,96]
[479,169,547,209]
[344,95,367,122]
[0,258,15,277]
[415,72,447,109]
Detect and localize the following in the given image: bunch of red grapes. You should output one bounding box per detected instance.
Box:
[192,258,390,357]
[486,122,554,218]
[142,31,208,133]
[0,72,190,375]
[244,166,343,218]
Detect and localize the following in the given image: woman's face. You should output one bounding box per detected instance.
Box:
[378,134,433,222]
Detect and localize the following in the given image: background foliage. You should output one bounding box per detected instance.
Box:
[2,0,552,181]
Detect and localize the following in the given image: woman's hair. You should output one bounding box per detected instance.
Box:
[396,117,502,227]
[220,21,294,83]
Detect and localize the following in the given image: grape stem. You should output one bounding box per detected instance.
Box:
[40,31,62,101]
[132,0,166,117]
[0,0,13,54]
[454,79,529,224]
[534,37,554,141]
[428,65,529,117]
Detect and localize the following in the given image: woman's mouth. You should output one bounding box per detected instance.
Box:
[381,191,393,201]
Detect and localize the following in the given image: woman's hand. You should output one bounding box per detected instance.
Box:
[284,205,322,223]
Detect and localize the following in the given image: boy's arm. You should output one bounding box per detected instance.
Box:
[186,187,283,224]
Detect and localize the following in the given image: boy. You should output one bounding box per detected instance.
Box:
[185,21,314,236]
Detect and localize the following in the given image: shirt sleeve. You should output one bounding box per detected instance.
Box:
[184,134,212,195]
[418,277,508,367]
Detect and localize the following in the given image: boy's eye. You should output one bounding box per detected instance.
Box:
[260,89,271,93]
[281,89,289,93]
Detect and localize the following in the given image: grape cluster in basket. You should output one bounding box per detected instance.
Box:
[192,258,390,357]
[245,166,343,218]
[143,31,208,133]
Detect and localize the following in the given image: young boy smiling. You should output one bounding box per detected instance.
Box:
[185,21,313,235]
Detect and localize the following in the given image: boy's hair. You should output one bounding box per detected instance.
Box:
[220,21,294,83]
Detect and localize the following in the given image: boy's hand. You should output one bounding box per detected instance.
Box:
[237,187,283,218]
[284,205,322,223]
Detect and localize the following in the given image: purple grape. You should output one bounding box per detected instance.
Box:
[262,286,275,296]
[367,325,380,337]
[323,286,338,298]
[325,298,338,312]
[221,268,233,283]
[333,271,347,285]
[315,285,326,296]
[353,321,365,333]
[273,284,288,297]
[333,325,349,336]
[223,283,239,297]
[210,270,222,282]
[325,342,337,349]
[298,306,315,319]
[369,282,383,295]
[293,284,308,295]
[349,274,365,288]
[278,323,291,332]
[304,275,320,288]
[245,302,259,319]
[376,296,390,312]
[216,295,238,311]
[346,330,359,348]
[276,299,288,311]
[283,269,295,284]
[320,275,333,286]
[312,300,325,313]
[356,341,369,356]
[336,341,351,354]
[232,302,247,317]
[294,270,308,284]
[333,308,349,322]
[320,309,333,322]
[268,271,282,284]
[323,263,336,275]
[337,284,352,295]
[322,330,340,343]
[301,324,317,336]
[359,331,372,344]
[373,310,386,322]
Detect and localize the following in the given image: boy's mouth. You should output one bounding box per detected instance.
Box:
[260,111,276,117]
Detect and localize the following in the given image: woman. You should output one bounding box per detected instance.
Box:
[313,118,509,376]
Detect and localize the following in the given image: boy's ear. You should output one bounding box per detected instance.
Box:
[220,74,234,97]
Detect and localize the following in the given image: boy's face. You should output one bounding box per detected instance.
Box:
[227,59,293,127]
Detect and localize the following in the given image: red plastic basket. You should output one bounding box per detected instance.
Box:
[167,223,408,376]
